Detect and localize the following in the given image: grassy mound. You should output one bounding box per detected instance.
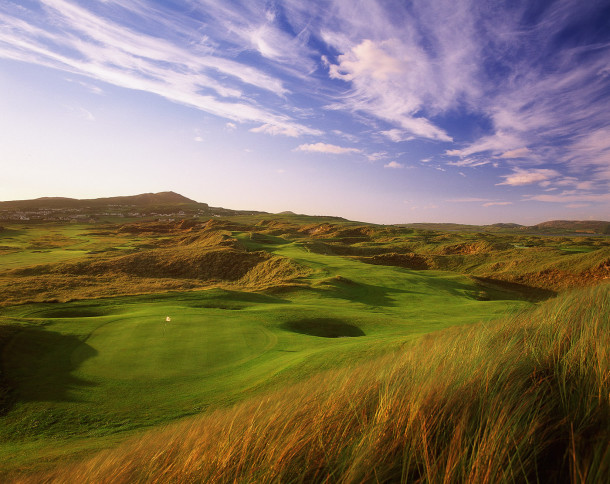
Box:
[17,285,608,483]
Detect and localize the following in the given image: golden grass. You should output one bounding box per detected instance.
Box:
[0,227,310,306]
[14,284,609,483]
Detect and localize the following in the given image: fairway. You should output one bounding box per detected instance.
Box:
[0,237,538,474]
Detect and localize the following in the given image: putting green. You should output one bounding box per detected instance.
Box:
[79,312,275,380]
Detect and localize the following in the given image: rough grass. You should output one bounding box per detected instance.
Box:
[14,285,609,483]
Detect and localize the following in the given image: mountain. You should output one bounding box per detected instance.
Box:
[0,191,199,210]
[533,220,610,234]
[396,220,610,234]
[0,192,270,220]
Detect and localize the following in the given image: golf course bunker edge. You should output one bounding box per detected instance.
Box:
[281,318,365,338]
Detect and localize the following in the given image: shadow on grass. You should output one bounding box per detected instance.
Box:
[186,289,291,310]
[1,324,97,414]
[312,276,410,307]
[472,277,556,302]
[281,318,365,338]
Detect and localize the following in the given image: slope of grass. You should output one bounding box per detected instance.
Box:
[18,284,607,483]
[1,219,607,479]
[0,242,530,475]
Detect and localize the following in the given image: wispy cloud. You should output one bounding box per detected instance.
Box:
[69,106,95,122]
[524,192,610,203]
[497,147,531,159]
[323,38,452,141]
[0,0,608,221]
[367,151,389,162]
[441,2,610,195]
[446,198,493,203]
[447,157,490,168]
[483,201,513,207]
[294,142,361,155]
[0,0,316,135]
[497,168,560,186]
[251,123,320,137]
[384,161,403,169]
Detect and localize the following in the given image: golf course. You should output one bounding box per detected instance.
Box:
[0,226,533,468]
[0,205,608,481]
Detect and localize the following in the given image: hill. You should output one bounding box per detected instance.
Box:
[399,220,610,235]
[534,220,610,234]
[14,285,609,483]
[0,191,199,210]
[0,210,608,479]
[0,192,271,221]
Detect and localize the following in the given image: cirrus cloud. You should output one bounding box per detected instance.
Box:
[497,168,560,186]
[294,142,362,155]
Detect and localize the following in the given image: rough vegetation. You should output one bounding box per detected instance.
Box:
[14,285,609,483]
[0,211,608,481]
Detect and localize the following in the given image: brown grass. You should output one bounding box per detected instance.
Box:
[13,285,609,483]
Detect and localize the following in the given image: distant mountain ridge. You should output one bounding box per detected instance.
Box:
[400,220,610,234]
[0,191,199,209]
[534,220,610,233]
[0,191,269,220]
[0,193,608,233]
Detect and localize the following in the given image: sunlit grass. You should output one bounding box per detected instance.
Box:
[14,285,608,483]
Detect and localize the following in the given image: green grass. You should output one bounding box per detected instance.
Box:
[16,284,609,483]
[1,219,606,478]
[0,225,147,271]
[0,240,531,474]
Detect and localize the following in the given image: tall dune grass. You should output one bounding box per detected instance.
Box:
[18,285,609,483]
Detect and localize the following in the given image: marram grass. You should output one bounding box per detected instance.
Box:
[15,285,609,483]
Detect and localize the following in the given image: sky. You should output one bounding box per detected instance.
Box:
[0,0,609,225]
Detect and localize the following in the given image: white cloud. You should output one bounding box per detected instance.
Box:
[294,142,361,155]
[524,192,610,203]
[324,38,453,142]
[0,0,319,136]
[194,136,203,142]
[225,122,237,130]
[384,161,404,169]
[447,158,489,168]
[497,168,560,186]
[446,131,523,159]
[250,123,321,137]
[328,39,402,82]
[367,151,389,162]
[381,129,413,143]
[483,201,513,207]
[497,147,531,159]
[72,106,94,122]
[446,197,492,203]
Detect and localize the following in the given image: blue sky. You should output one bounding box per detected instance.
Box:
[0,0,608,224]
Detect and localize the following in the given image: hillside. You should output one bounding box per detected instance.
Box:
[13,285,609,483]
[400,220,610,235]
[0,205,608,480]
[534,219,610,234]
[0,192,272,222]
[0,191,199,209]
[0,216,608,306]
